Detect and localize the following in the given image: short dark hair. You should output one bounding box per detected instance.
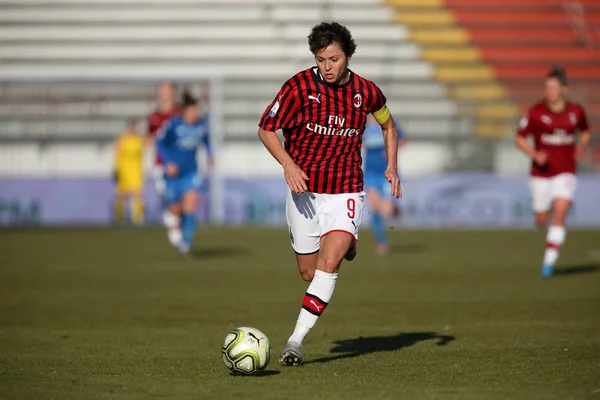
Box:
[181,90,197,108]
[308,22,356,58]
[547,64,568,86]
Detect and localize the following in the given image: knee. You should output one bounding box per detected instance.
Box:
[319,256,341,274]
[300,269,314,282]
[535,215,547,229]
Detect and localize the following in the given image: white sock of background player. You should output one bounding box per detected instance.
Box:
[162,210,182,246]
[543,225,565,267]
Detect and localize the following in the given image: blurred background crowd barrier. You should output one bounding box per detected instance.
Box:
[0,0,598,227]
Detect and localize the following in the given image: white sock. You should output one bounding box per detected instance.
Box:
[288,270,338,346]
[163,210,182,246]
[543,225,565,267]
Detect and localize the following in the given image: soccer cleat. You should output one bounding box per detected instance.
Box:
[177,242,190,255]
[344,243,357,262]
[279,341,303,366]
[541,264,553,279]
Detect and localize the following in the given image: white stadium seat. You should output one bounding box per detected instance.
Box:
[223,81,447,100]
[0,119,133,138]
[329,7,394,23]
[0,62,433,80]
[0,43,422,62]
[0,83,157,100]
[0,25,278,41]
[0,7,265,23]
[494,143,531,175]
[398,142,452,178]
[283,24,408,41]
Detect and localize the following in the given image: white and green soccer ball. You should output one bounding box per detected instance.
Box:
[222,326,271,375]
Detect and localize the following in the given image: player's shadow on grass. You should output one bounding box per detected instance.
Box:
[191,245,250,259]
[307,332,455,364]
[553,264,599,277]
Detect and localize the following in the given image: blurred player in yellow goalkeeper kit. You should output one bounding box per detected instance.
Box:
[113,119,146,225]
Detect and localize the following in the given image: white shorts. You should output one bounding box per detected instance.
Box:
[529,173,577,213]
[286,189,366,254]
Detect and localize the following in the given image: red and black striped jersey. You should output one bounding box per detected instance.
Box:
[258,67,387,194]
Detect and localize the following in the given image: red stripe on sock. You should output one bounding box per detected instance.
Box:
[302,293,327,316]
[546,242,560,250]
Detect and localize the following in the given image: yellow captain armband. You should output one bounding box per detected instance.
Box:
[372,105,391,124]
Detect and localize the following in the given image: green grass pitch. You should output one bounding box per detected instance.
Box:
[1,227,599,399]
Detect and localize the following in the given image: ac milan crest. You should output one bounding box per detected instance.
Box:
[353,93,362,109]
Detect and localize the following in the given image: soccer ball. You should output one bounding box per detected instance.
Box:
[221,326,271,375]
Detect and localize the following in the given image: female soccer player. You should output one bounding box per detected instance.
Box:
[147,82,183,247]
[363,114,406,255]
[515,65,590,278]
[113,118,145,225]
[157,91,213,254]
[258,22,402,365]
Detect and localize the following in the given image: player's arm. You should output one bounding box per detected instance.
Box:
[374,107,401,198]
[579,130,591,156]
[375,107,398,169]
[258,82,308,194]
[576,107,591,160]
[515,111,547,166]
[370,80,402,198]
[258,128,308,194]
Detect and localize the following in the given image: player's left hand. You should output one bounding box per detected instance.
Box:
[385,168,402,199]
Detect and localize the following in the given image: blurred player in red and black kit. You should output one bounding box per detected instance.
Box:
[515,65,590,278]
[147,82,182,247]
[258,22,402,365]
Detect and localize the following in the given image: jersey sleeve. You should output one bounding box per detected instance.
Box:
[517,109,535,137]
[369,82,389,124]
[258,81,300,132]
[577,106,589,132]
[147,113,158,136]
[156,121,174,164]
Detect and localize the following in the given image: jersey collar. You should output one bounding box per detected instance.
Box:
[311,67,354,89]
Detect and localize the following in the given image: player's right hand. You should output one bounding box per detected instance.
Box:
[165,163,179,177]
[533,151,548,166]
[283,162,309,194]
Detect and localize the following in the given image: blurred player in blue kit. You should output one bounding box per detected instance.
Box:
[362,114,406,255]
[156,91,213,254]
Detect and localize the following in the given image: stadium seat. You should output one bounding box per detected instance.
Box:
[0,0,462,177]
[441,0,600,134]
